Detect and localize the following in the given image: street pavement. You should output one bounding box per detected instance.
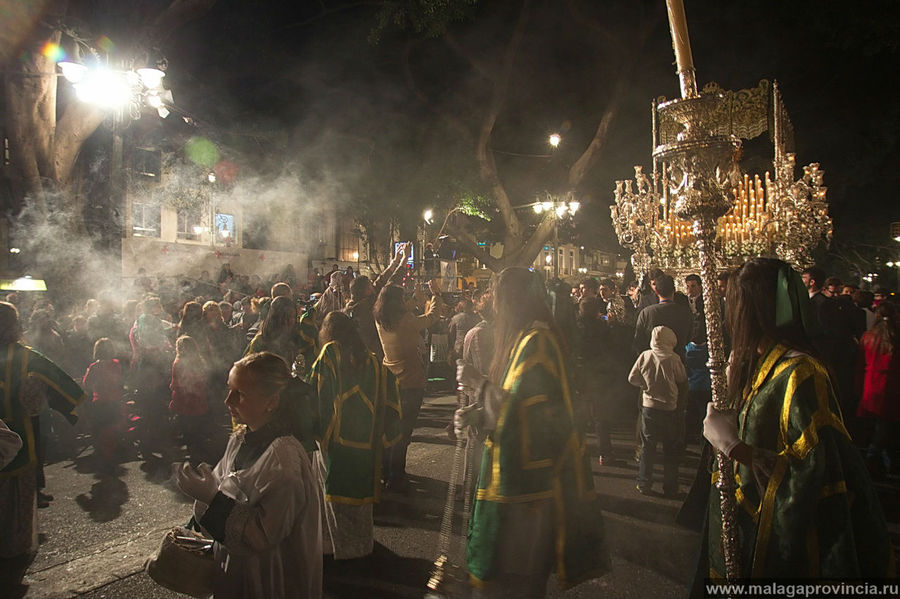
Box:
[9,392,900,598]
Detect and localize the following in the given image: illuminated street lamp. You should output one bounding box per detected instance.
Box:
[529,194,580,280]
[548,133,561,148]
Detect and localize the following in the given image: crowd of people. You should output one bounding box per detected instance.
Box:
[0,244,897,597]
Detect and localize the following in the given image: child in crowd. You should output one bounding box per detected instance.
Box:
[82,338,124,473]
[169,335,210,464]
[628,325,687,497]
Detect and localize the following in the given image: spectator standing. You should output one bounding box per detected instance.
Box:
[447,299,480,364]
[632,273,693,360]
[629,326,687,496]
[856,302,899,477]
[375,282,443,491]
[170,336,213,465]
[82,338,124,473]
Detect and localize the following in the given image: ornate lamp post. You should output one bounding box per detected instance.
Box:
[532,193,580,279]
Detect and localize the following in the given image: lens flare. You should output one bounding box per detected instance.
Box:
[185,137,220,167]
[40,42,65,62]
[96,35,114,53]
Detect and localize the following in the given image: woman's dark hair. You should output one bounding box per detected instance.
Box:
[865,302,897,355]
[374,285,407,331]
[259,296,297,342]
[177,301,203,337]
[319,311,369,369]
[725,258,814,406]
[0,301,21,346]
[489,267,565,383]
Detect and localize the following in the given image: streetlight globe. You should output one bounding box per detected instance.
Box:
[147,93,163,108]
[423,209,433,223]
[548,133,561,147]
[533,204,543,214]
[545,254,552,264]
[568,201,580,214]
[75,67,131,109]
[58,61,87,83]
[137,67,165,90]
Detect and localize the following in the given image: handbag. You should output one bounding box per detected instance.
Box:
[145,526,217,598]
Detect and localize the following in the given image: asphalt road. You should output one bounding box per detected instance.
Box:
[12,393,703,598]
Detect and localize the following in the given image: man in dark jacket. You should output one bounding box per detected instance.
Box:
[633,273,692,360]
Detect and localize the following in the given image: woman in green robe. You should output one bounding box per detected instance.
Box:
[702,258,894,581]
[456,267,609,598]
[310,311,401,559]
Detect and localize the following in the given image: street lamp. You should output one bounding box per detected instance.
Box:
[530,194,580,280]
[548,133,561,148]
[59,56,173,248]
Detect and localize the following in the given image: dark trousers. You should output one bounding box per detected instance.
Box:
[385,387,424,483]
[637,406,683,493]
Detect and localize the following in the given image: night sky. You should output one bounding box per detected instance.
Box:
[99,0,900,271]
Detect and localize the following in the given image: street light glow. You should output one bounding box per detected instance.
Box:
[423,209,433,224]
[352,251,359,260]
[548,133,561,147]
[137,67,165,90]
[58,61,87,83]
[75,67,132,109]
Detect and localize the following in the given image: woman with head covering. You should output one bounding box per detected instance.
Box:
[310,312,401,559]
[455,268,609,597]
[700,258,893,581]
[174,351,322,599]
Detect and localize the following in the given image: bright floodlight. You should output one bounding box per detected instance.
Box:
[555,205,566,217]
[541,201,552,212]
[888,261,895,267]
[423,209,433,223]
[75,67,132,109]
[548,133,561,147]
[58,61,88,83]
[533,204,543,214]
[137,67,165,90]
[568,201,580,214]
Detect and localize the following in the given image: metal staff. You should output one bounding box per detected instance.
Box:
[426,387,469,597]
[658,0,741,579]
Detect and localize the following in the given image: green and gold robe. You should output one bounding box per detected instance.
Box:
[467,324,609,589]
[311,341,401,504]
[707,344,895,579]
[296,304,319,382]
[1,343,85,477]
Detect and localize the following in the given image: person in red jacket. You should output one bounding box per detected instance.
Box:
[170,335,211,465]
[856,301,899,477]
[82,338,124,473]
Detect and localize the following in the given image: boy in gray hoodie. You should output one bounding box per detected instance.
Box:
[628,325,688,496]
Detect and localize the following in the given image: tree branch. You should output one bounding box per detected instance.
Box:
[442,31,493,79]
[54,100,105,185]
[474,0,532,245]
[507,215,557,267]
[446,222,503,272]
[567,88,619,188]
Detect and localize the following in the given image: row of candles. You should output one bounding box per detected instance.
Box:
[656,172,774,246]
